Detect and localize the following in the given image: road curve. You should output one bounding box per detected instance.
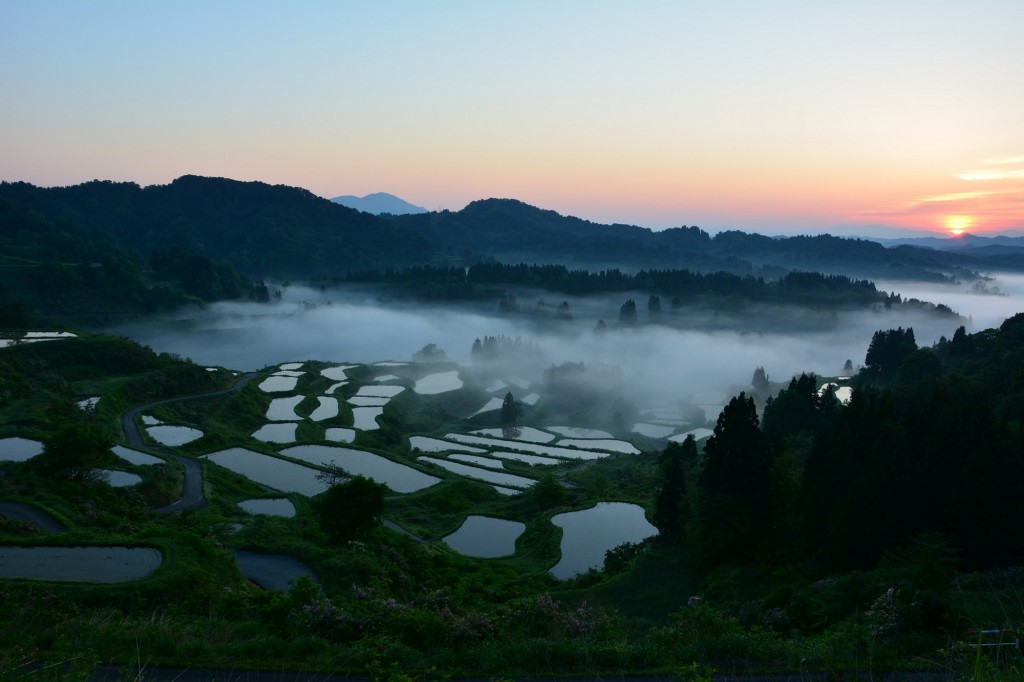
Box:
[0,500,66,534]
[120,373,258,514]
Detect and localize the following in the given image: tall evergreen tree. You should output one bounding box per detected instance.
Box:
[654,437,693,543]
[697,392,773,563]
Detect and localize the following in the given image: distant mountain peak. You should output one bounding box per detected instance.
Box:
[330,192,427,215]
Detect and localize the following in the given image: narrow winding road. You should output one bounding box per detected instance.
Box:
[120,372,257,513]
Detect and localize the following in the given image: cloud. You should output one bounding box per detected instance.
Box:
[910,189,1021,205]
[955,168,1024,181]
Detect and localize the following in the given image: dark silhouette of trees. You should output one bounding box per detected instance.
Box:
[500,391,517,424]
[34,419,112,482]
[654,438,693,543]
[619,299,637,323]
[314,475,387,544]
[697,393,773,564]
[647,294,662,319]
[865,327,917,377]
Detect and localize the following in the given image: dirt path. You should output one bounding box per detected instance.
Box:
[120,373,258,513]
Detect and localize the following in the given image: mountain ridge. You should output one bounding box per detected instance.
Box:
[330,192,427,215]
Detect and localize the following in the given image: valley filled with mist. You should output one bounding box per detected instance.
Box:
[2,178,1024,679]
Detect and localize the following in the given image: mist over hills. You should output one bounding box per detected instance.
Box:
[330,192,427,215]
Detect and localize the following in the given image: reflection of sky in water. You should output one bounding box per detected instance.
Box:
[550,502,658,579]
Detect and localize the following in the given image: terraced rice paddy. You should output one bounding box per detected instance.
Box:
[281,445,440,493]
[417,457,536,489]
[145,425,204,446]
[444,515,525,558]
[0,437,43,462]
[205,448,329,496]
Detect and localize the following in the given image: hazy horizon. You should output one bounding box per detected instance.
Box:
[2,2,1021,238]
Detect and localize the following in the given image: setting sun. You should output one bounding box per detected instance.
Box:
[944,214,973,236]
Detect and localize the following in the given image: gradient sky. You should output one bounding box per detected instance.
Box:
[1,1,1022,236]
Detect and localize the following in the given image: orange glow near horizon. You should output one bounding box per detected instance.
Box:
[944,215,973,236]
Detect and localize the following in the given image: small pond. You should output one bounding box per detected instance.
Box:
[252,423,297,444]
[239,498,296,517]
[308,397,338,421]
[111,446,163,466]
[77,397,100,411]
[98,470,142,487]
[266,395,304,421]
[550,502,659,580]
[0,546,162,583]
[414,371,463,395]
[146,425,203,446]
[281,445,440,493]
[418,456,536,489]
[444,515,525,558]
[258,376,299,393]
[205,448,329,496]
[0,437,44,462]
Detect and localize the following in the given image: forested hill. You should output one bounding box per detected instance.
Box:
[0,176,436,278]
[391,197,1015,281]
[3,176,1020,286]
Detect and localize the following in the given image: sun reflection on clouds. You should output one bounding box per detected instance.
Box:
[868,154,1024,233]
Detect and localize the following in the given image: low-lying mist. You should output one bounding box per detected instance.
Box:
[105,274,1022,418]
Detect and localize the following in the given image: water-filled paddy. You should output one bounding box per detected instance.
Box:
[146,425,204,446]
[471,397,504,416]
[631,423,676,439]
[239,498,296,517]
[408,436,486,454]
[669,427,714,443]
[325,427,356,443]
[352,406,384,430]
[281,445,439,493]
[550,502,659,579]
[556,439,640,454]
[325,381,347,394]
[0,437,43,462]
[77,397,100,411]
[111,446,163,466]
[444,433,609,460]
[266,395,304,421]
[279,362,304,370]
[252,423,298,443]
[205,448,329,496]
[444,515,525,558]
[308,397,338,421]
[418,456,536,488]
[472,427,555,443]
[522,393,540,405]
[357,385,405,398]
[414,371,463,394]
[141,415,161,425]
[0,546,162,583]
[259,376,298,393]
[449,454,504,469]
[546,426,613,439]
[321,365,357,381]
[490,451,561,466]
[348,396,391,407]
[273,370,305,377]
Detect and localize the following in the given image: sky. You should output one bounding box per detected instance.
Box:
[1,1,1022,237]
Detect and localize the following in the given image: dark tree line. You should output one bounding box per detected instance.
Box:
[660,313,1024,574]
